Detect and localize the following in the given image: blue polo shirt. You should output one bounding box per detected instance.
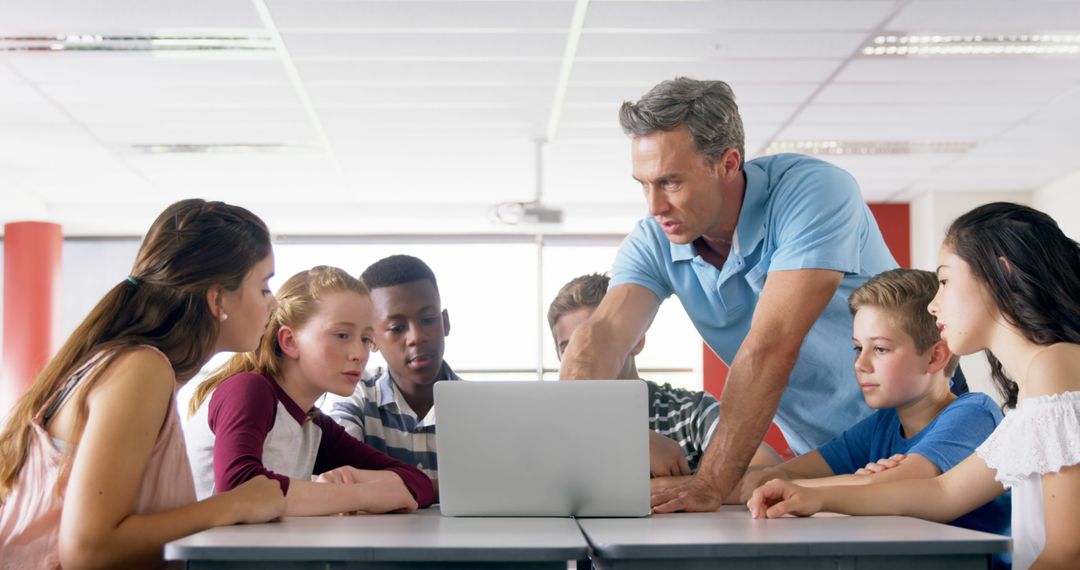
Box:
[611,153,897,454]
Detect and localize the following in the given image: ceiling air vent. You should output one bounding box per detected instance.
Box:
[127,143,318,155]
[0,33,273,52]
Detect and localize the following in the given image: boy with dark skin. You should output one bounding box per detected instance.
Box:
[371,278,450,421]
[330,255,460,487]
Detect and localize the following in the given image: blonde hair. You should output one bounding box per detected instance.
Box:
[547,273,609,332]
[849,268,959,376]
[188,265,368,416]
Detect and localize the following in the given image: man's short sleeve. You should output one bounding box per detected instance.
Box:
[817,410,880,474]
[768,163,868,275]
[908,394,1003,473]
[610,220,674,302]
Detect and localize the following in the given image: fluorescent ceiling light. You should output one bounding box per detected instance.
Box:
[862,33,1080,57]
[765,140,977,155]
[0,33,273,52]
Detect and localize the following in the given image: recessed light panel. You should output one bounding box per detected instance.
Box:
[861,33,1080,57]
[765,140,977,155]
[0,33,273,52]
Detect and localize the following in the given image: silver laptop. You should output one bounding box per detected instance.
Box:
[435,380,650,517]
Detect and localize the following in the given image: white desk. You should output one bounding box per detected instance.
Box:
[577,507,1009,570]
[165,508,589,569]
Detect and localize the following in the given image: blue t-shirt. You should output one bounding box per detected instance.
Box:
[611,153,897,454]
[819,392,1012,538]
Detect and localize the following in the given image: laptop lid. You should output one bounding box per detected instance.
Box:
[435,380,650,517]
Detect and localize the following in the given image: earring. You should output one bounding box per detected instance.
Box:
[220,312,229,322]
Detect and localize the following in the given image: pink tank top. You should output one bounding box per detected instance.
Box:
[0,347,197,569]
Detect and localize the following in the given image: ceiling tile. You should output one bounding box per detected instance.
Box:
[564,81,821,105]
[569,59,841,83]
[0,0,261,32]
[797,103,1040,124]
[283,31,567,58]
[576,31,865,59]
[837,58,1080,83]
[817,82,1069,105]
[5,53,289,84]
[267,1,576,29]
[890,1,1080,34]
[296,59,562,84]
[585,1,898,31]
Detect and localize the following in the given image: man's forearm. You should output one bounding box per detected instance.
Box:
[559,321,629,380]
[695,344,797,499]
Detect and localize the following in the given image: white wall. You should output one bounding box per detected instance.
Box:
[1034,170,1080,241]
[60,241,142,338]
[909,190,1035,272]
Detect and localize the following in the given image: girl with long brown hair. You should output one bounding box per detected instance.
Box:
[184,266,433,516]
[749,203,1080,570]
[0,199,286,569]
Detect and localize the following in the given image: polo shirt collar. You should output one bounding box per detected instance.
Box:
[670,240,696,262]
[376,368,398,408]
[377,361,461,409]
[735,162,769,257]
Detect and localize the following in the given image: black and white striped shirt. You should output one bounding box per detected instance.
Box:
[644,380,720,472]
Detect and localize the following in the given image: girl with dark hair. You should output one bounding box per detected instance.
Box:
[748,202,1080,570]
[0,199,286,569]
[184,266,433,516]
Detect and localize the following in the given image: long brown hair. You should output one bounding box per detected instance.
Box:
[0,199,271,502]
[188,266,369,416]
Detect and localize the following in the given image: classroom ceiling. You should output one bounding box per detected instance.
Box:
[2,0,1079,236]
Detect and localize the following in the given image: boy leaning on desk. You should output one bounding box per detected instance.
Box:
[548,273,781,485]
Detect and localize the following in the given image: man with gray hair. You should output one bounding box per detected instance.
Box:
[559,77,898,512]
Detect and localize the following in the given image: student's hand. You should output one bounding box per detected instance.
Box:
[651,475,724,513]
[855,454,907,475]
[649,431,691,477]
[734,466,788,504]
[650,475,693,494]
[747,479,823,519]
[223,475,286,524]
[315,466,391,485]
[357,478,419,514]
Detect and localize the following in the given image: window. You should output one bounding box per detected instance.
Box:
[54,236,704,395]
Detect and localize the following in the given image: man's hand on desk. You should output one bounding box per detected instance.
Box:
[649,431,691,477]
[650,475,724,513]
[650,475,692,494]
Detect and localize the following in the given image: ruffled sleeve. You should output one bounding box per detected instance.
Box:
[976,391,1080,489]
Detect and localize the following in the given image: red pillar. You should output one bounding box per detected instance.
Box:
[703,348,794,460]
[2,222,63,413]
[868,203,911,268]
